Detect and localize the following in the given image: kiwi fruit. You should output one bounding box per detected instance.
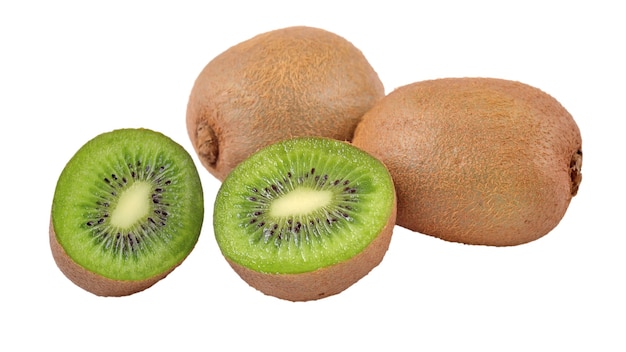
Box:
[186,25,385,181]
[213,137,396,301]
[352,77,582,246]
[49,128,204,296]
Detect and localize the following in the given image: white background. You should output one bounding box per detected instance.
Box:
[1,1,624,351]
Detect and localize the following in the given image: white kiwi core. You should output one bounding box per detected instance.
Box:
[269,187,332,217]
[110,181,153,228]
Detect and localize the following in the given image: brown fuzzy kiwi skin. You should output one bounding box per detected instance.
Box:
[186,26,385,181]
[352,77,583,246]
[226,196,396,302]
[49,218,182,297]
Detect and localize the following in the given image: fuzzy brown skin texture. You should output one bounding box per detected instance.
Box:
[352,78,583,246]
[49,219,178,296]
[227,198,396,302]
[186,26,385,181]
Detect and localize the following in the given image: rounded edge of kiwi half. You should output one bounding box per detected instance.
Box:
[213,137,396,301]
[48,219,175,296]
[49,128,204,296]
[186,25,385,181]
[352,77,582,246]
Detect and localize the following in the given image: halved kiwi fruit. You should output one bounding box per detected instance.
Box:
[352,77,583,246]
[213,137,396,301]
[186,25,384,181]
[49,128,204,296]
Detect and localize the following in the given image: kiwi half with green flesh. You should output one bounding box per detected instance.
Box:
[186,25,385,181]
[352,77,582,246]
[213,137,396,301]
[50,128,204,296]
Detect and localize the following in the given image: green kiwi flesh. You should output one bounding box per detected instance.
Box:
[213,137,396,301]
[50,128,204,296]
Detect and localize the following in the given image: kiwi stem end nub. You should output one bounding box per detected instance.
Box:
[196,120,218,166]
[569,148,583,197]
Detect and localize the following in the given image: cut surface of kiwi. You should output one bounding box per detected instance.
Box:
[213,137,396,301]
[50,128,204,296]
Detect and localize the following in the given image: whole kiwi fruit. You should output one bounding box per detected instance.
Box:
[213,137,396,301]
[352,77,582,246]
[186,26,384,181]
[50,128,204,296]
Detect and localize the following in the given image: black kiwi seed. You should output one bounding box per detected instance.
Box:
[84,162,173,257]
[242,169,358,246]
[50,128,205,297]
[213,137,397,301]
